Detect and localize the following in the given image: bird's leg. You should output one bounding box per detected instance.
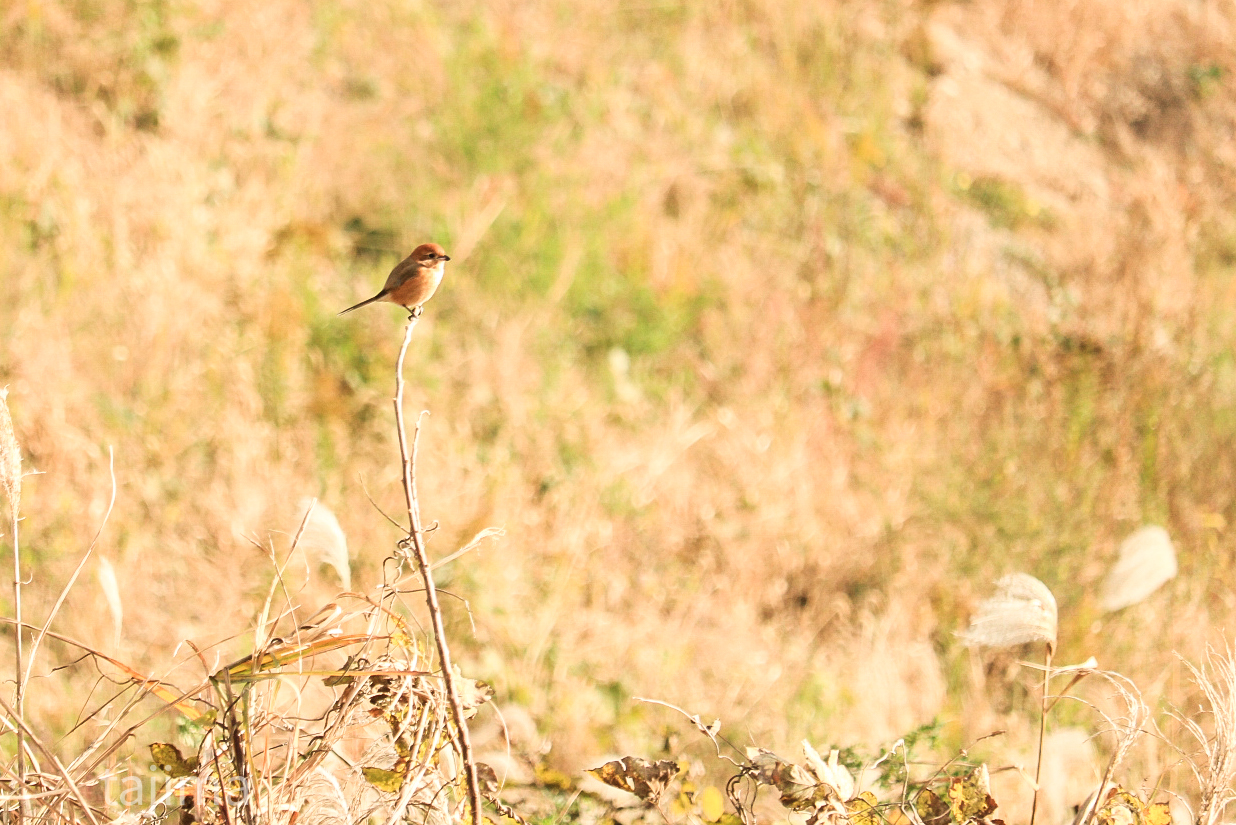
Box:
[407,305,424,320]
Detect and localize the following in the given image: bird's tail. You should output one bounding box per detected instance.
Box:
[337,292,386,316]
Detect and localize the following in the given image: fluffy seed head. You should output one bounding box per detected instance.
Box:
[961,573,1058,652]
[1100,525,1177,612]
[0,389,21,521]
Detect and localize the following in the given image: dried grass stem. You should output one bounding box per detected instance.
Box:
[393,315,483,825]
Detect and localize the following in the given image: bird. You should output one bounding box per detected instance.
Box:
[338,243,451,318]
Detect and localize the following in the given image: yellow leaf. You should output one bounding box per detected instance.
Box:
[701,786,726,822]
[947,766,997,822]
[534,764,574,790]
[915,789,950,825]
[150,743,198,778]
[362,766,405,793]
[671,794,689,818]
[848,791,881,825]
[390,625,415,651]
[1145,802,1171,825]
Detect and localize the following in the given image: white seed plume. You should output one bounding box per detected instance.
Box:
[97,557,123,648]
[1099,525,1177,612]
[0,388,21,521]
[296,499,351,590]
[961,573,1057,652]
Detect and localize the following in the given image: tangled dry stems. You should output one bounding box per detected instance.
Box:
[0,406,1235,825]
[1176,647,1236,825]
[0,318,502,824]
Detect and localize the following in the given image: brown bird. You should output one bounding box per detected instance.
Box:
[339,243,451,317]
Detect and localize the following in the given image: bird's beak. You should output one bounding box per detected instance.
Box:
[441,255,451,261]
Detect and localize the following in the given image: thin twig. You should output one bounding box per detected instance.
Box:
[359,474,408,533]
[0,394,27,820]
[10,470,22,821]
[431,527,506,571]
[391,314,483,825]
[1029,645,1052,825]
[635,697,745,767]
[25,448,117,700]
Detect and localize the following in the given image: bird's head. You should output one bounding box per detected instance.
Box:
[411,243,450,268]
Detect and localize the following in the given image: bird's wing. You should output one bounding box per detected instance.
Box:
[382,255,420,292]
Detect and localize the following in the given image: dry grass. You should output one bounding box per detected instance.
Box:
[3,0,1236,820]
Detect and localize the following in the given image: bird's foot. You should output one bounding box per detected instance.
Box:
[407,305,424,320]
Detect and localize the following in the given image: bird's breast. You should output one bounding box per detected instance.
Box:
[388,263,446,307]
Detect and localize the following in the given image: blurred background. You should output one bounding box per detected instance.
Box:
[2,0,1235,819]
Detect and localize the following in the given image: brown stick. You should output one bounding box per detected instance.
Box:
[1029,645,1052,825]
[10,467,24,823]
[392,314,483,825]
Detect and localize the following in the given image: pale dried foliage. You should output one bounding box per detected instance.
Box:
[1100,526,1178,613]
[1059,668,1152,825]
[1177,647,1236,825]
[1,0,1236,797]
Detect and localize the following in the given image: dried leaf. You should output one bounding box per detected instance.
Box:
[455,670,494,716]
[323,655,355,687]
[588,756,680,803]
[478,761,531,825]
[946,766,997,823]
[802,741,854,800]
[150,743,198,778]
[916,789,952,825]
[847,792,881,825]
[882,806,917,825]
[747,748,838,812]
[362,766,405,793]
[476,762,500,795]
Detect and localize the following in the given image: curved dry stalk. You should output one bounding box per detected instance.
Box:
[635,696,744,768]
[1174,647,1236,825]
[392,314,483,825]
[1044,666,1151,825]
[24,448,116,698]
